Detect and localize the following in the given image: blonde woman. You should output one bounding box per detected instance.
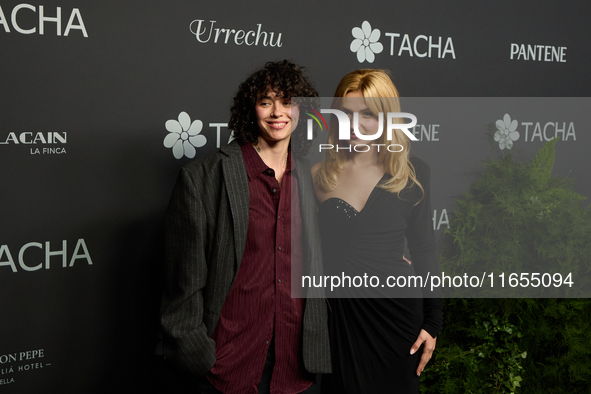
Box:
[312,69,442,393]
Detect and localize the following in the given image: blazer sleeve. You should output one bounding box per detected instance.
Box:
[160,166,216,377]
[406,158,443,338]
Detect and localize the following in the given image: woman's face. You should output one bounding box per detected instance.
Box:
[341,90,380,144]
[255,89,300,145]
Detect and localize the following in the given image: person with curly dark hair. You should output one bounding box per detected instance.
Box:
[161,60,330,394]
[229,60,320,157]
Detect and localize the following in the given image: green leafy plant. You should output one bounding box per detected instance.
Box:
[421,139,591,393]
[421,302,526,394]
[441,138,590,297]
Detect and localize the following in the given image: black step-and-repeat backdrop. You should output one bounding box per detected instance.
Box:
[1,1,589,392]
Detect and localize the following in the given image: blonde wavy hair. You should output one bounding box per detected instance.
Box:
[315,69,423,200]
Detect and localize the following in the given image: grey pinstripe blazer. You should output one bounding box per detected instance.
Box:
[161,140,331,377]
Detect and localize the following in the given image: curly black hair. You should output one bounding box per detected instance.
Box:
[229,60,320,157]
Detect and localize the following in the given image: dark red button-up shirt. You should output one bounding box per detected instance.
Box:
[207,143,311,394]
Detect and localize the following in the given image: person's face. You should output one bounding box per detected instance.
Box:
[255,89,299,145]
[341,90,380,145]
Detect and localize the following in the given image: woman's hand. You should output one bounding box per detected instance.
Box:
[410,329,436,376]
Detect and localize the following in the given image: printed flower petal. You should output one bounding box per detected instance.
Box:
[505,139,514,149]
[178,112,191,131]
[352,27,364,40]
[369,29,381,43]
[509,131,520,141]
[361,21,372,39]
[187,119,203,136]
[365,46,375,63]
[165,120,182,134]
[503,114,511,128]
[357,47,366,63]
[495,119,505,131]
[183,140,196,159]
[499,139,506,150]
[350,38,363,52]
[509,119,518,132]
[172,140,184,159]
[370,42,383,55]
[494,130,502,141]
[163,132,180,148]
[189,134,207,148]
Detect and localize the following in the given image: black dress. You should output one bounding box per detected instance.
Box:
[318,157,443,394]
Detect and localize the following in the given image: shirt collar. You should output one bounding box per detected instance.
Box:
[240,143,298,181]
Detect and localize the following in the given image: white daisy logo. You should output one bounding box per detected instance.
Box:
[350,21,383,64]
[494,113,520,150]
[163,111,207,159]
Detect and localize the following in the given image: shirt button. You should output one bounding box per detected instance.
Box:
[266,340,269,345]
[278,246,282,251]
[272,188,277,193]
[278,279,282,283]
[266,169,274,176]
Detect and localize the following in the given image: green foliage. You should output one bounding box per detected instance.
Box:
[421,301,527,393]
[422,298,591,393]
[441,138,590,297]
[421,140,591,393]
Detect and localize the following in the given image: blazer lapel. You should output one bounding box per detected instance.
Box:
[221,142,249,274]
[295,157,320,274]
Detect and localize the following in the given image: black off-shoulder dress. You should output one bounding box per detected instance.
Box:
[318,157,443,394]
